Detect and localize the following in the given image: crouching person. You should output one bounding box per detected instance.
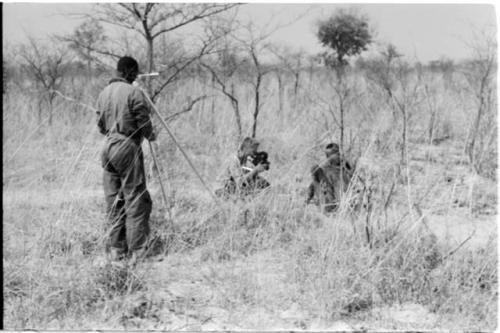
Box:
[306,143,353,213]
[216,137,270,199]
[96,56,156,265]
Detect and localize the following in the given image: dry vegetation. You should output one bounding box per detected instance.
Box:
[3,51,498,330]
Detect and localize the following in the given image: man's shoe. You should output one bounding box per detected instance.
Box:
[128,248,147,266]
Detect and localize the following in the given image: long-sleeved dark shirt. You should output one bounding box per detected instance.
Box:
[96,78,154,144]
[307,154,353,207]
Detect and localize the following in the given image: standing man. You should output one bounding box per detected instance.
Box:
[96,56,156,264]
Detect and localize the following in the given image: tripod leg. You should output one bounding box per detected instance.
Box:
[148,141,173,227]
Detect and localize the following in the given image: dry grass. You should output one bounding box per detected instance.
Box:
[3,69,497,330]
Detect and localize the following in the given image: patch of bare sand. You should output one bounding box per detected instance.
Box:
[366,303,439,330]
[143,251,444,331]
[140,250,315,330]
[427,212,497,250]
[139,212,497,330]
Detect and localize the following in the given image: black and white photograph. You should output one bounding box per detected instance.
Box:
[2,2,498,331]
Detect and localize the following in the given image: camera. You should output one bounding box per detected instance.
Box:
[251,151,270,170]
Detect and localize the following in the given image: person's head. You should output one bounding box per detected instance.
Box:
[238,137,260,158]
[324,142,340,158]
[117,56,139,83]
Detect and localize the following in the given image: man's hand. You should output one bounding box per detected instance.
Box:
[254,163,267,173]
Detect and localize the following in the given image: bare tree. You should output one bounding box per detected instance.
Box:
[306,54,322,90]
[227,7,312,138]
[3,42,16,95]
[247,38,272,139]
[232,22,277,138]
[363,43,402,121]
[58,18,108,79]
[362,44,422,173]
[462,29,497,177]
[269,45,306,113]
[81,3,239,101]
[196,11,251,141]
[18,37,71,125]
[200,58,242,140]
[421,68,451,147]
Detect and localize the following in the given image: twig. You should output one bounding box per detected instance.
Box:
[155,95,209,134]
[412,203,432,232]
[442,230,476,261]
[166,96,208,120]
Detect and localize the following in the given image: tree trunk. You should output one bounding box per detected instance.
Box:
[336,65,346,195]
[466,96,485,170]
[428,108,436,145]
[86,46,92,81]
[400,106,407,167]
[210,75,216,136]
[38,98,43,123]
[309,65,314,88]
[424,84,436,145]
[276,71,284,118]
[252,74,262,138]
[293,71,300,111]
[48,97,53,126]
[87,58,92,81]
[230,83,242,140]
[339,98,345,194]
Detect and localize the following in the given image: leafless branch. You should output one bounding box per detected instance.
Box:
[154,95,210,136]
[151,4,240,39]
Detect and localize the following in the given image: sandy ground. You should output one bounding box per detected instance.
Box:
[92,248,480,331]
[5,140,497,331]
[427,212,497,250]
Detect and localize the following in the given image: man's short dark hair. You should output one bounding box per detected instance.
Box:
[325,143,339,151]
[117,56,139,73]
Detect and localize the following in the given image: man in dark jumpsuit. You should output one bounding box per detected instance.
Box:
[96,56,156,264]
[306,143,353,212]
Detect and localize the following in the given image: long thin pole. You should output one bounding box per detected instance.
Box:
[53,87,220,207]
[148,141,172,225]
[141,89,221,206]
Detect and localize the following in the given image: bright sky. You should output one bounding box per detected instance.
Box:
[2,2,497,62]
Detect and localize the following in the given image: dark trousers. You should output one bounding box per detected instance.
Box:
[101,135,152,253]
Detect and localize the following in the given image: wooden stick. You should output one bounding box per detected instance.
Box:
[442,230,476,261]
[148,141,173,226]
[141,89,221,206]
